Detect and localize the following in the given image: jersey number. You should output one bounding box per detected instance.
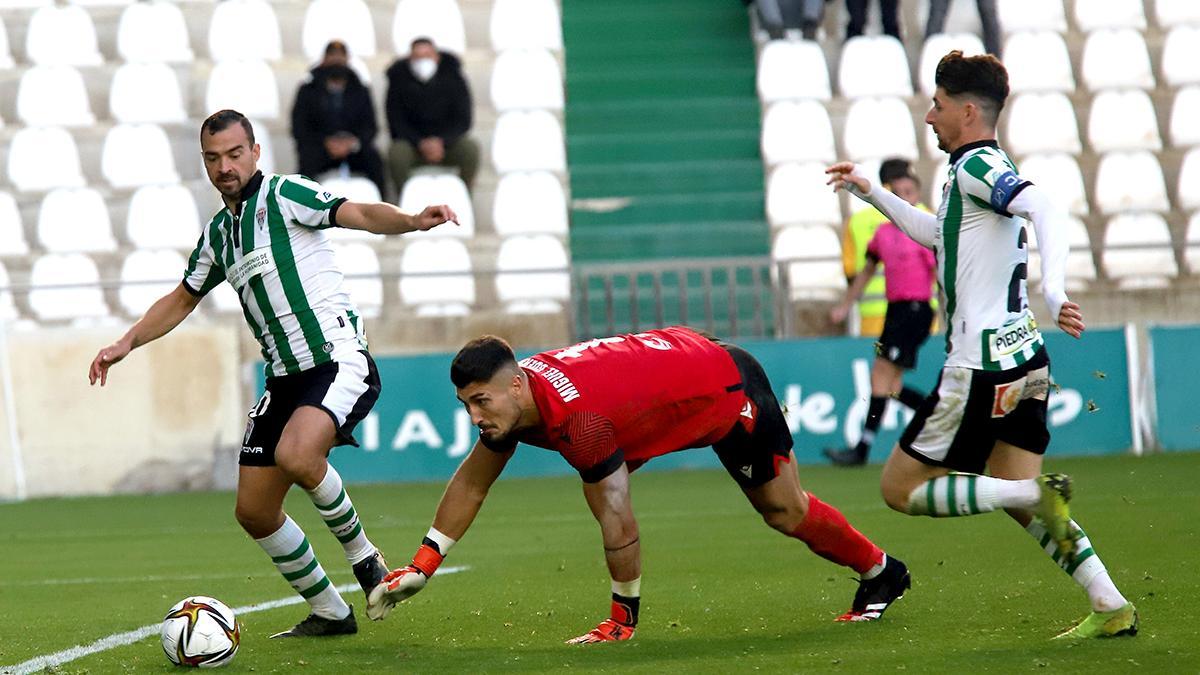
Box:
[1008,227,1028,313]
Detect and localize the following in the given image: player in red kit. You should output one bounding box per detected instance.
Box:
[366,327,911,642]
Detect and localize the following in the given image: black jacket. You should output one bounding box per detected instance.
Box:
[291,65,378,151]
[385,52,473,146]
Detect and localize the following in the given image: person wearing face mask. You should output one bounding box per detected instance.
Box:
[291,41,387,198]
[385,37,481,194]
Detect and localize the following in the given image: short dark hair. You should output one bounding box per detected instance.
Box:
[410,37,435,51]
[879,158,918,186]
[200,109,255,145]
[934,50,1009,125]
[324,40,348,58]
[451,335,518,388]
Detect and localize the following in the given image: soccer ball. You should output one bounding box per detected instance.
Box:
[160,596,240,668]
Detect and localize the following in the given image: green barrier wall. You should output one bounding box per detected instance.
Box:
[1150,325,1200,451]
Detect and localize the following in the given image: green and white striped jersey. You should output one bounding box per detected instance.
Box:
[183,171,367,377]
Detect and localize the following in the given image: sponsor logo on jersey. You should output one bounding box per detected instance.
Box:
[241,446,264,454]
[987,311,1041,364]
[227,247,277,288]
[318,191,335,202]
[740,464,753,478]
[740,401,754,419]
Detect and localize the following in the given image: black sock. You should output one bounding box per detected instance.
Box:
[612,593,640,627]
[896,386,925,411]
[853,396,888,456]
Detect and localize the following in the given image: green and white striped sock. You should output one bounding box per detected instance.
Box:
[308,465,376,565]
[906,473,1040,517]
[256,515,350,620]
[1026,518,1128,612]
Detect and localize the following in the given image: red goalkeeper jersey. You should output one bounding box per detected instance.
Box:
[510,326,746,481]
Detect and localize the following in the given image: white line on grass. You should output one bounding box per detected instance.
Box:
[1,565,468,675]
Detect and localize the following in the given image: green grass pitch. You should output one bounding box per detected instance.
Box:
[1,452,1196,673]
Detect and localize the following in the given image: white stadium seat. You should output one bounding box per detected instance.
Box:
[0,262,17,321]
[205,60,280,120]
[102,124,180,189]
[928,158,950,208]
[492,171,568,237]
[1103,213,1178,288]
[0,16,14,69]
[29,253,108,321]
[37,188,117,253]
[495,235,570,312]
[1187,212,1200,275]
[126,184,201,250]
[843,97,918,162]
[923,123,942,158]
[490,49,563,111]
[0,192,27,256]
[766,162,842,227]
[208,0,281,62]
[17,65,94,127]
[1081,29,1155,91]
[205,284,243,315]
[117,0,193,63]
[1174,87,1200,147]
[25,4,101,66]
[490,0,562,51]
[761,100,836,165]
[393,0,466,56]
[331,243,382,318]
[492,110,565,173]
[1005,92,1081,155]
[301,0,376,62]
[399,238,475,315]
[1018,153,1088,216]
[118,249,187,317]
[1025,217,1095,292]
[1162,26,1200,88]
[109,62,187,124]
[1074,0,1146,32]
[1177,147,1200,211]
[996,0,1067,34]
[252,122,277,174]
[919,33,985,97]
[1156,0,1200,29]
[7,127,85,192]
[1094,151,1169,214]
[771,225,845,301]
[1003,31,1075,93]
[839,36,912,99]
[1087,89,1162,153]
[398,173,475,238]
[756,40,830,102]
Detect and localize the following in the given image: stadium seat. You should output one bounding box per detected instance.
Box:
[919,33,985,97]
[490,49,563,112]
[1177,147,1200,211]
[0,16,14,69]
[208,0,282,62]
[1003,31,1075,93]
[331,243,382,318]
[399,238,475,315]
[116,0,193,63]
[7,127,85,192]
[109,62,187,125]
[16,65,94,127]
[392,0,466,56]
[0,262,17,321]
[996,0,1067,33]
[205,60,280,120]
[1162,26,1200,88]
[766,162,841,227]
[490,0,562,51]
[927,158,950,207]
[1173,87,1200,148]
[838,36,912,99]
[1025,216,1096,292]
[315,173,382,204]
[398,174,475,238]
[37,188,117,253]
[492,171,568,237]
[843,97,918,162]
[1081,29,1155,91]
[301,0,376,63]
[761,100,836,165]
[28,253,108,321]
[771,225,845,301]
[0,192,27,257]
[25,4,102,66]
[252,121,277,174]
[1156,0,1200,29]
[756,40,831,102]
[923,123,942,158]
[1087,89,1162,153]
[1102,213,1178,288]
[495,235,570,312]
[1005,92,1081,155]
[205,284,243,315]
[101,124,180,189]
[492,110,566,173]
[1094,151,1170,214]
[126,184,201,251]
[1187,212,1200,274]
[118,249,187,317]
[1074,0,1146,32]
[1018,153,1088,216]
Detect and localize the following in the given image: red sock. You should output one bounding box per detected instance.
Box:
[790,493,884,574]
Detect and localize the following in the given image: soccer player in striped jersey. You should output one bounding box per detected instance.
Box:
[825,51,1136,639]
[88,110,458,638]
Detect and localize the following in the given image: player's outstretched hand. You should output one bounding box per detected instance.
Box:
[565,619,636,645]
[413,204,459,232]
[1057,301,1086,339]
[88,338,131,386]
[825,161,871,194]
[366,565,428,621]
[830,302,851,325]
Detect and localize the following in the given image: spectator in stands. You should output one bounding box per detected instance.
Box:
[385,37,481,194]
[291,40,387,198]
[925,0,1001,57]
[846,0,900,41]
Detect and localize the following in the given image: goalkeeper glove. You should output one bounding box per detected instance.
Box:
[365,543,444,621]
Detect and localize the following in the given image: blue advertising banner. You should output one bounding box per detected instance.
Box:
[1150,325,1200,451]
[255,329,1134,484]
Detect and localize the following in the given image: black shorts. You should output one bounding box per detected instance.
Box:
[899,348,1051,474]
[877,300,933,370]
[711,345,795,489]
[240,350,381,467]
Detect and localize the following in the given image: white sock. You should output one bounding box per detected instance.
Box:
[255,516,350,620]
[307,464,376,565]
[907,474,1040,516]
[861,553,887,580]
[1025,518,1128,612]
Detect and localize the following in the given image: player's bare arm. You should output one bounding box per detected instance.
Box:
[88,282,202,386]
[336,201,459,235]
